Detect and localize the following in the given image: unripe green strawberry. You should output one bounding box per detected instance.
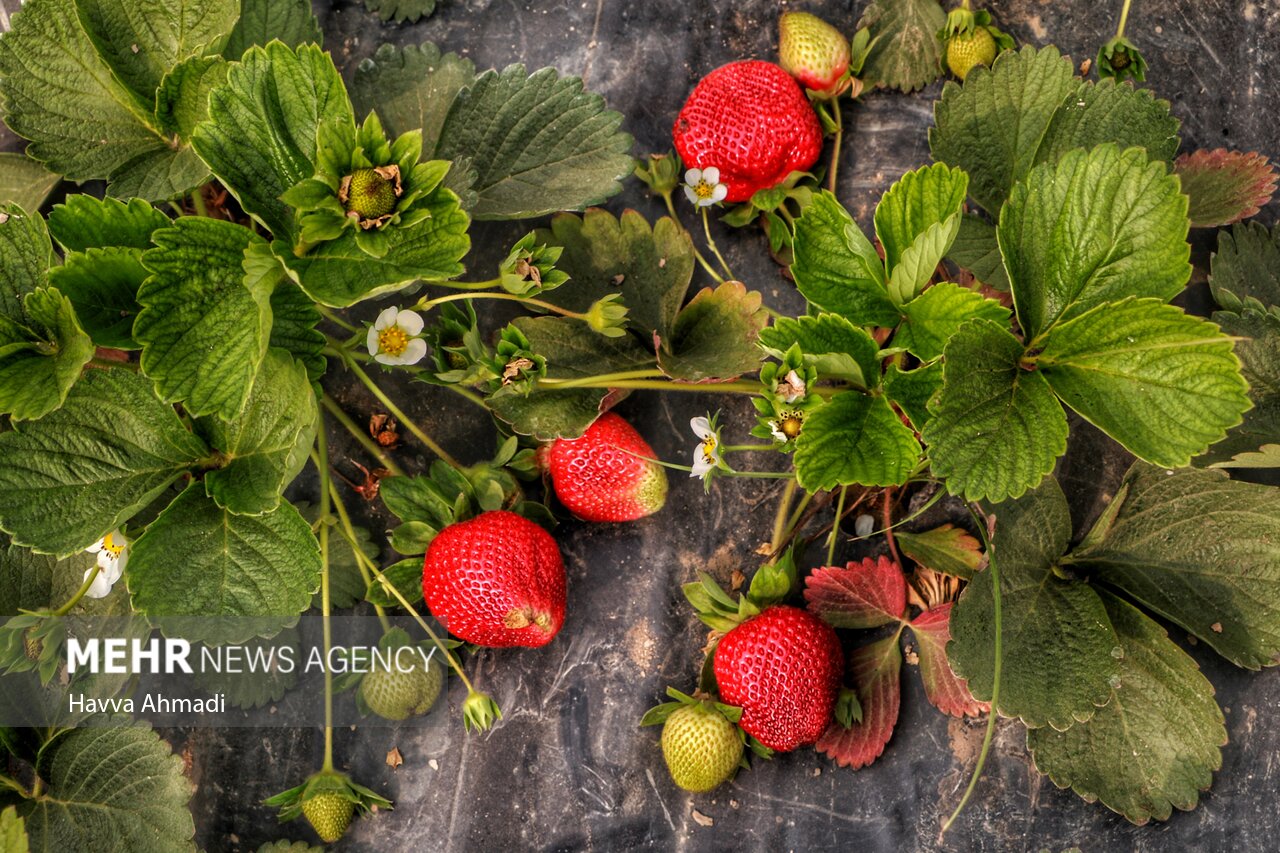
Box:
[947,28,997,81]
[361,665,433,721]
[660,704,743,793]
[778,11,850,96]
[413,658,444,715]
[302,792,354,843]
[344,167,397,220]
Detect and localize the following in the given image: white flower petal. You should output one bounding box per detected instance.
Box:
[690,446,713,478]
[711,183,728,203]
[770,423,787,442]
[401,338,428,365]
[83,567,113,599]
[854,514,875,538]
[374,352,396,365]
[366,326,380,355]
[702,167,720,184]
[396,309,424,336]
[690,416,712,439]
[695,195,714,208]
[683,185,699,205]
[684,168,703,185]
[374,306,398,330]
[86,537,105,555]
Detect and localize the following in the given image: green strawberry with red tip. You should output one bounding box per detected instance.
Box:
[545,412,667,522]
[778,11,850,97]
[713,605,844,752]
[422,510,566,648]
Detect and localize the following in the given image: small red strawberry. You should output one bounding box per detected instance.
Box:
[713,605,844,751]
[422,511,566,648]
[673,60,823,203]
[545,412,668,522]
[778,12,851,96]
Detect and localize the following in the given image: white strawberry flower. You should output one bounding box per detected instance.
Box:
[690,416,723,479]
[683,167,729,208]
[84,529,128,599]
[367,306,427,366]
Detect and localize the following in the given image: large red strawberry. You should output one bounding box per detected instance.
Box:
[713,605,843,751]
[545,412,668,522]
[422,511,566,648]
[673,60,823,203]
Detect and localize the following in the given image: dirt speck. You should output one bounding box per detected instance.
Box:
[624,620,658,671]
[691,808,714,827]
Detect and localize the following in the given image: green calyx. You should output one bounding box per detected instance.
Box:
[1096,35,1147,83]
[283,110,451,259]
[263,769,392,843]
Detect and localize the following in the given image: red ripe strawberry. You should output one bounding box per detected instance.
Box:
[673,60,823,203]
[546,412,668,522]
[713,605,843,751]
[422,511,566,648]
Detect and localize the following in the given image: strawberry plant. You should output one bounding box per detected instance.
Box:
[0,0,1277,849]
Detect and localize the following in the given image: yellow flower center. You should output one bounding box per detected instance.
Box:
[378,325,410,357]
[101,531,125,559]
[701,435,718,463]
[777,410,805,440]
[694,179,716,200]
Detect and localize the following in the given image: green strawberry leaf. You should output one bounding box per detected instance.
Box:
[365,558,425,608]
[1027,591,1225,825]
[1073,462,1280,670]
[657,281,769,381]
[0,205,54,321]
[0,367,210,556]
[0,0,211,201]
[791,192,898,327]
[363,0,437,24]
[297,501,378,609]
[1174,148,1278,229]
[883,360,942,430]
[947,213,1009,291]
[0,806,27,853]
[922,318,1067,503]
[268,281,327,389]
[930,46,1180,215]
[193,627,300,710]
[793,391,921,490]
[196,349,317,516]
[1197,309,1280,467]
[136,217,274,420]
[73,0,237,103]
[896,523,983,580]
[803,555,907,629]
[0,538,60,618]
[0,287,96,421]
[19,725,194,852]
[1036,298,1248,468]
[279,183,469,308]
[758,314,880,389]
[129,483,320,644]
[895,282,1010,362]
[814,635,902,769]
[1208,220,1280,314]
[224,0,322,60]
[154,55,229,140]
[535,210,694,342]
[875,163,968,303]
[47,247,146,349]
[948,478,1120,729]
[434,65,633,220]
[351,42,475,145]
[0,153,60,214]
[857,0,946,93]
[488,387,614,443]
[192,42,354,238]
[910,604,986,718]
[46,195,171,253]
[999,144,1190,341]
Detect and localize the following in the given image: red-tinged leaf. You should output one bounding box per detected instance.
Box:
[1175,149,1279,228]
[815,635,902,769]
[896,523,984,580]
[804,555,908,628]
[910,603,988,718]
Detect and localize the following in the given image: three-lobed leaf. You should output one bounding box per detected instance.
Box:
[794,392,921,491]
[792,192,897,327]
[911,604,986,718]
[804,556,907,629]
[815,635,902,769]
[1174,148,1279,229]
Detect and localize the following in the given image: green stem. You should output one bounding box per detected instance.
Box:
[701,207,734,280]
[854,487,945,539]
[719,444,776,453]
[664,193,725,282]
[317,306,361,334]
[190,187,208,219]
[422,277,501,291]
[1116,0,1132,37]
[0,775,29,798]
[444,382,489,410]
[413,291,584,320]
[942,504,1001,836]
[826,486,849,566]
[537,376,841,399]
[315,419,335,773]
[782,489,814,542]
[318,394,406,478]
[770,479,798,552]
[827,100,844,194]
[534,369,667,390]
[320,474,393,634]
[337,353,464,470]
[53,564,102,617]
